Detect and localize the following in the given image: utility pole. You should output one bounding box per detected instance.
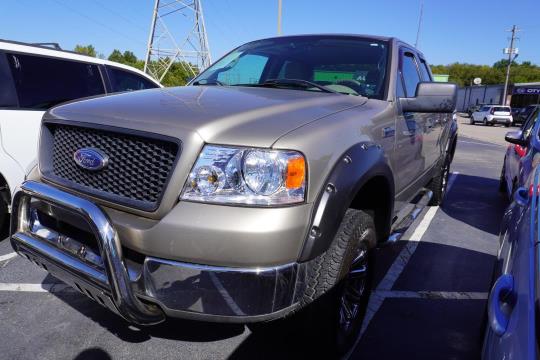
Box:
[277,0,282,35]
[144,0,211,82]
[502,25,520,105]
[414,0,424,48]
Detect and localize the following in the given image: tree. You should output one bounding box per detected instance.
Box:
[74,44,97,57]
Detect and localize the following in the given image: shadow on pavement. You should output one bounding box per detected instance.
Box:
[441,173,507,235]
[352,241,496,360]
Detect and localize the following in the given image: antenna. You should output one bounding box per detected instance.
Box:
[144,0,212,82]
[414,0,424,48]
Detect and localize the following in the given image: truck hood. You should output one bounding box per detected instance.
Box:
[47,86,368,147]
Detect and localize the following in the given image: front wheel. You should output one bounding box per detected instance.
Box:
[291,209,375,356]
[469,117,475,125]
[483,118,488,126]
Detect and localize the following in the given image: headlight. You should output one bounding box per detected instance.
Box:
[181,145,306,206]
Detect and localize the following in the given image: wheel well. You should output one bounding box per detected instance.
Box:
[349,176,392,243]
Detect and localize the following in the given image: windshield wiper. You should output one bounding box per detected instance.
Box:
[192,79,224,86]
[250,79,339,94]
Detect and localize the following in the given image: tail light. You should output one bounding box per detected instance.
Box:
[514,145,527,158]
[529,184,540,197]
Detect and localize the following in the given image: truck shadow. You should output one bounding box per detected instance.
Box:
[441,173,507,236]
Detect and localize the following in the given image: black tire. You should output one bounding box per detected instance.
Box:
[303,209,375,356]
[469,117,475,125]
[483,118,488,126]
[428,155,450,206]
[252,209,375,357]
[505,123,510,127]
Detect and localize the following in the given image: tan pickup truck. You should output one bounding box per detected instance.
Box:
[10,34,457,355]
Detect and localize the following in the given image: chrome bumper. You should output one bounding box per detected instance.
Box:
[10,181,305,324]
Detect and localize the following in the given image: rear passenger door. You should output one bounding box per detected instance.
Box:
[0,52,106,177]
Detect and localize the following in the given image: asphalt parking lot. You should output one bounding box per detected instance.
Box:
[0,119,509,360]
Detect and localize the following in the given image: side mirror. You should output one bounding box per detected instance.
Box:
[399,82,457,113]
[505,131,527,146]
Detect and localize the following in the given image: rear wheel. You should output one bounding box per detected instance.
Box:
[428,155,451,206]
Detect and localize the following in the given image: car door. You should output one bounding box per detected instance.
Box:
[0,52,106,189]
[393,49,427,199]
[483,185,537,360]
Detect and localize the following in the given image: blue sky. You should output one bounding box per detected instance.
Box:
[1,0,539,66]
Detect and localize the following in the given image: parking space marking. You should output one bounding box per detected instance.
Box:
[0,252,18,263]
[357,171,459,341]
[374,290,489,300]
[0,283,74,292]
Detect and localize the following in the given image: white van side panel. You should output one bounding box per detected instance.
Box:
[0,109,44,190]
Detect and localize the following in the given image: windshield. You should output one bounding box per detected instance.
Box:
[192,36,389,99]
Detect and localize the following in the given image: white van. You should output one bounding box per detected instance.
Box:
[0,40,162,228]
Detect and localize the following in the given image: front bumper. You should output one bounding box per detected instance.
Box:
[10,181,307,324]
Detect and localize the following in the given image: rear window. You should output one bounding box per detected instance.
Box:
[493,107,510,112]
[107,66,159,93]
[7,53,105,109]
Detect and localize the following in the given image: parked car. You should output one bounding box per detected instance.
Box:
[470,105,513,126]
[500,107,540,197]
[467,104,484,118]
[517,104,540,125]
[9,34,458,355]
[511,107,522,124]
[483,168,539,360]
[0,39,161,230]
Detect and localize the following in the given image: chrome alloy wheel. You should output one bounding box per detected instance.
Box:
[337,243,370,343]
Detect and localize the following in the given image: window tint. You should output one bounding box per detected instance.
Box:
[0,53,18,107]
[217,54,269,85]
[480,106,489,111]
[419,59,432,81]
[107,66,158,92]
[524,109,539,140]
[396,71,406,98]
[493,107,510,112]
[401,52,421,97]
[7,53,104,109]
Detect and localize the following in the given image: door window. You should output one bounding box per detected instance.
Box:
[396,71,406,98]
[0,53,17,107]
[401,52,421,97]
[107,66,159,92]
[419,59,432,81]
[7,53,105,109]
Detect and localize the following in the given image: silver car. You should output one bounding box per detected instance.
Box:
[471,105,513,126]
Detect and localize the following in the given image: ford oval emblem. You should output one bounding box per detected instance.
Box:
[73,148,109,171]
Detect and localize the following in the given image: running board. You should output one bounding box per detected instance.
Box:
[387,189,433,244]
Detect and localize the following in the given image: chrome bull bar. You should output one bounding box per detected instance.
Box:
[10,180,165,325]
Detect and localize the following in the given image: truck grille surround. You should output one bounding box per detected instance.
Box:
[40,122,180,211]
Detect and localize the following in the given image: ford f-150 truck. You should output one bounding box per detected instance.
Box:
[10,34,457,355]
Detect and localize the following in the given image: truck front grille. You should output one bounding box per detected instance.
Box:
[40,122,180,211]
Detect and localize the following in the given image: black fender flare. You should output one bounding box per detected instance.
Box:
[298,142,394,262]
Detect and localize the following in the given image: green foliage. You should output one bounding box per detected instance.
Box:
[431,60,540,87]
[74,44,97,57]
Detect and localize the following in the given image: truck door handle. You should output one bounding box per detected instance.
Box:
[488,274,514,336]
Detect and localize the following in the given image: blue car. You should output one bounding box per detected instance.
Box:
[500,107,540,198]
[483,168,539,359]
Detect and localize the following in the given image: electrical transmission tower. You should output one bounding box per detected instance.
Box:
[144,0,211,82]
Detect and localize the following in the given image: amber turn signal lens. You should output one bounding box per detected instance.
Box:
[285,156,305,189]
